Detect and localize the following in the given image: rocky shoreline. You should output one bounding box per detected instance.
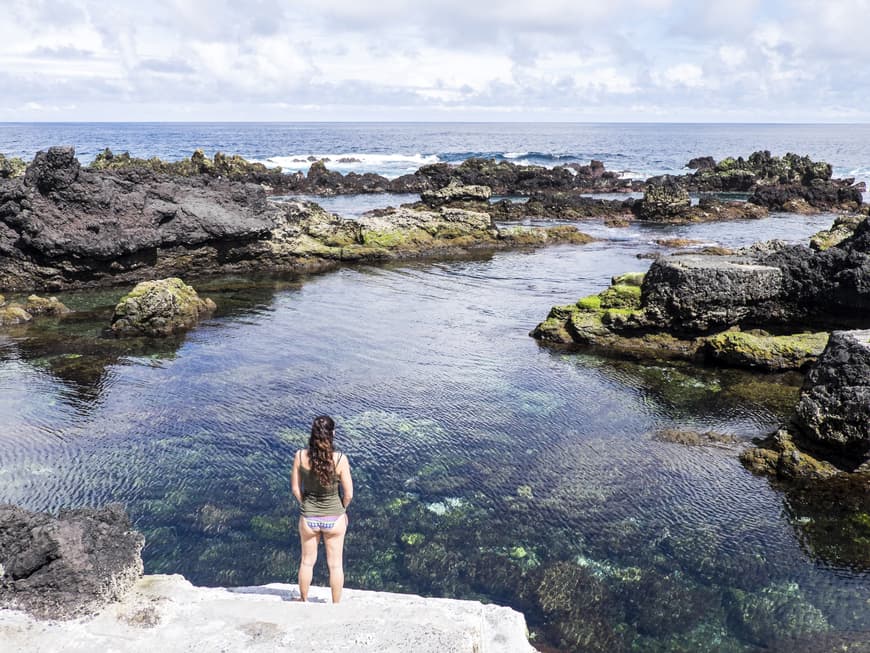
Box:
[532,211,870,481]
[0,147,596,293]
[0,505,532,652]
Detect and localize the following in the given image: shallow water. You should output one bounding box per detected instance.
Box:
[1,210,868,651]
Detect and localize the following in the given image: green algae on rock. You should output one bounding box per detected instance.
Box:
[0,153,26,179]
[703,330,829,371]
[25,294,71,316]
[0,302,32,326]
[109,278,217,337]
[90,147,282,179]
[809,215,867,251]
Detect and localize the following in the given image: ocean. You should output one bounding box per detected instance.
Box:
[1,122,870,186]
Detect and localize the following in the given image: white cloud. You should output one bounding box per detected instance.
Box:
[0,0,869,120]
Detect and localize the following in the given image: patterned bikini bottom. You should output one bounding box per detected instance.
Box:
[303,515,343,531]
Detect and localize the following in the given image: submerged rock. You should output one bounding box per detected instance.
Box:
[109,278,216,337]
[0,504,144,619]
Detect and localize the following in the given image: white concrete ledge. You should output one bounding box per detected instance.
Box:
[0,574,535,652]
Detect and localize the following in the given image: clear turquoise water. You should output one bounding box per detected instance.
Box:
[2,204,868,650]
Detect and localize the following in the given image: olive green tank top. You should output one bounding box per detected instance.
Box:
[299,451,345,517]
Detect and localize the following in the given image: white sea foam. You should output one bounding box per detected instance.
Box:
[245,152,441,178]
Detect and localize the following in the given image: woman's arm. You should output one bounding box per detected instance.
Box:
[291,450,304,505]
[338,456,354,509]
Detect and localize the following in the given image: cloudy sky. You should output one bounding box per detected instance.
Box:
[2,0,869,122]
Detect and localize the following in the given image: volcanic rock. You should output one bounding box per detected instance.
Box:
[0,504,144,619]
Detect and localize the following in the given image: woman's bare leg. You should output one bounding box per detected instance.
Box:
[323,514,348,603]
[297,517,320,601]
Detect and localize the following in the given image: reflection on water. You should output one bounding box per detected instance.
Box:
[1,209,868,651]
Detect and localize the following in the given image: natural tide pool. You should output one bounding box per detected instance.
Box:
[1,211,869,652]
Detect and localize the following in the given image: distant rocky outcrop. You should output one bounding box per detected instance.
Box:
[0,504,144,619]
[679,150,865,212]
[109,278,216,337]
[0,147,595,292]
[420,181,492,207]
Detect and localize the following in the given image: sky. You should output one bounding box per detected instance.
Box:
[2,0,869,122]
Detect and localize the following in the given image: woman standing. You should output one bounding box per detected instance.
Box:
[291,415,354,603]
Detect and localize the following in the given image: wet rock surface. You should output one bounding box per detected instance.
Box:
[0,504,144,619]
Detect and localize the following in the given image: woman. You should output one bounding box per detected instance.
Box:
[291,415,353,603]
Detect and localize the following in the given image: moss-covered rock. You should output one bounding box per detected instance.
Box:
[611,272,645,287]
[109,278,217,337]
[89,147,281,178]
[740,429,840,480]
[809,214,866,251]
[637,177,691,221]
[500,225,596,246]
[0,302,32,326]
[598,284,642,310]
[0,153,26,179]
[703,330,829,371]
[25,295,71,316]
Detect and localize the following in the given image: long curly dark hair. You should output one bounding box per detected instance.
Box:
[308,415,336,486]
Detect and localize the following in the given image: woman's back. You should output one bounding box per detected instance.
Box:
[298,449,345,516]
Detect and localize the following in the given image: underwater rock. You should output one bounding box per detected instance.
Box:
[109,278,217,337]
[653,428,740,447]
[0,503,144,619]
[723,582,829,647]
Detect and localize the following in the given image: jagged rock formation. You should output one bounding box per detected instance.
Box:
[679,150,865,212]
[793,330,870,459]
[0,504,145,619]
[0,147,594,293]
